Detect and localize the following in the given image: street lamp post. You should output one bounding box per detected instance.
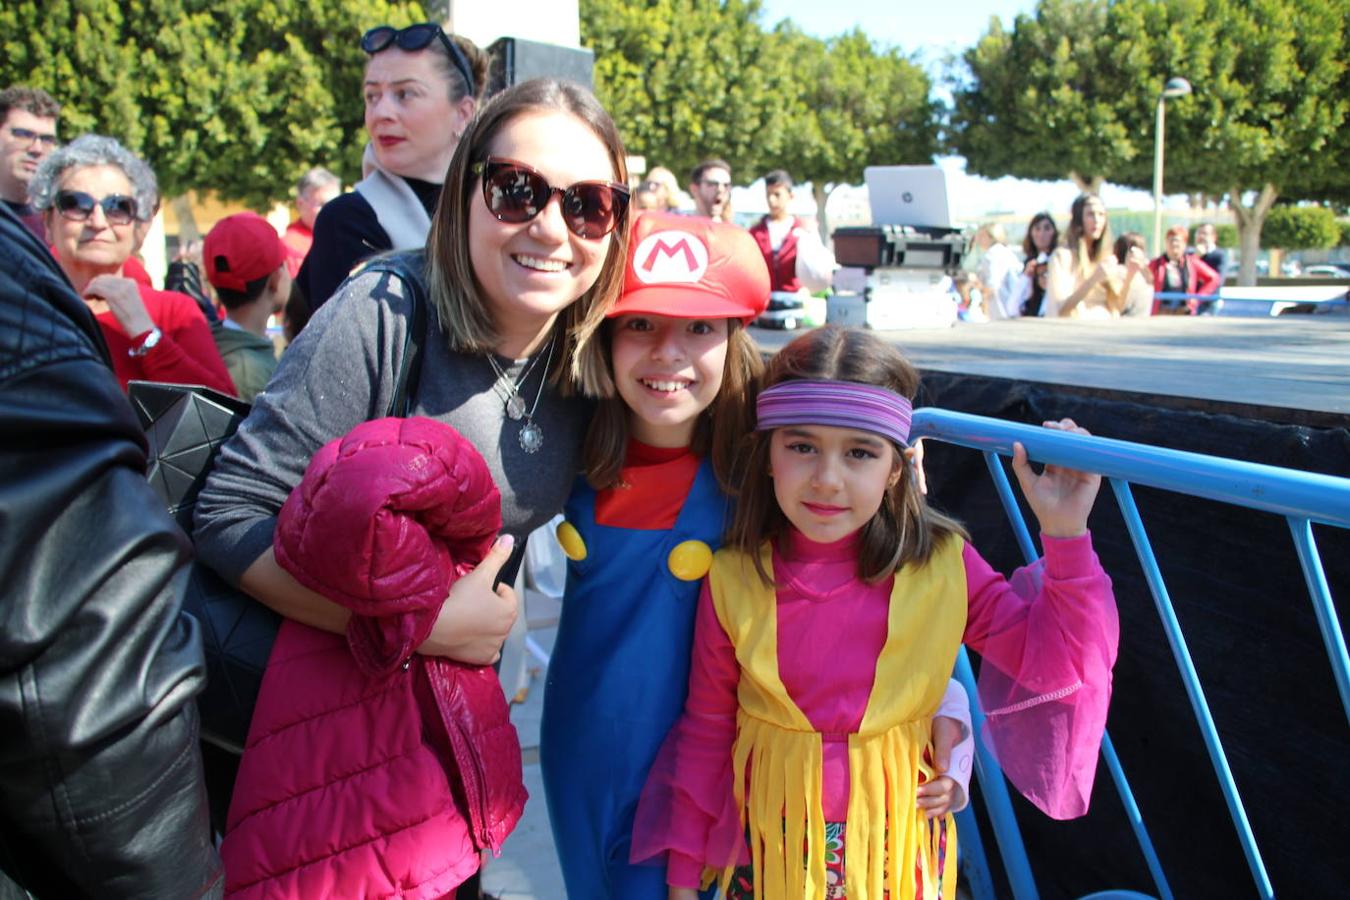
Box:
[1152,77,1193,255]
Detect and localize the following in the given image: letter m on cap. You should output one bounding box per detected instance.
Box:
[633,229,709,285]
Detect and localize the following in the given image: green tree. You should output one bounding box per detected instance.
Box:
[950,0,1120,194]
[0,0,426,213]
[1260,206,1341,250]
[950,0,1349,285]
[773,25,940,233]
[581,0,940,232]
[582,0,785,189]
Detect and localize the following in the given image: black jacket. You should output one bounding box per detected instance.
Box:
[0,205,223,897]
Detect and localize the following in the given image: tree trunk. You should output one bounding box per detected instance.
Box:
[1229,183,1278,286]
[171,194,201,245]
[812,182,832,241]
[1069,171,1104,195]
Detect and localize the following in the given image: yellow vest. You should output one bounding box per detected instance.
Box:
[708,536,968,900]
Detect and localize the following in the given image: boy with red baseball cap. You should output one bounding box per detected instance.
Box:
[203,212,290,401]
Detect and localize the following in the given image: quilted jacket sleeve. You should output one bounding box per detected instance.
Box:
[274,416,501,676]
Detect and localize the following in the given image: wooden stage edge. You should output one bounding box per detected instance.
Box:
[749,315,1350,428]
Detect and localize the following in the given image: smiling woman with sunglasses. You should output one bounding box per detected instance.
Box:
[298,21,487,312]
[28,134,235,395]
[194,78,630,898]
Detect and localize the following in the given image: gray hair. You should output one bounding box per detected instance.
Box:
[28,134,158,221]
[296,166,340,198]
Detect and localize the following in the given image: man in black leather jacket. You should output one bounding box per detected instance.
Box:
[0,204,223,897]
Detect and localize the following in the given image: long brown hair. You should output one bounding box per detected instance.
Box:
[425,79,630,387]
[581,321,763,491]
[730,326,967,585]
[1066,194,1122,313]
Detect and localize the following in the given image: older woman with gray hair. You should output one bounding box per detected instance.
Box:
[30,133,235,394]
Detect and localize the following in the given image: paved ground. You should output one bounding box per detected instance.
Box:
[482,589,568,899]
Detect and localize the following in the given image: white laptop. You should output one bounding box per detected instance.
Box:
[864,165,952,229]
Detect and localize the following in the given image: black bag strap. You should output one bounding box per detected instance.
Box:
[364,250,429,417]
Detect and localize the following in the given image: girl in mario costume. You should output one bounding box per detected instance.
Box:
[540,213,975,898]
[631,326,1119,899]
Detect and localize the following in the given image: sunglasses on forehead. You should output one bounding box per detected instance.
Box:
[361,23,476,98]
[472,157,630,240]
[55,190,139,226]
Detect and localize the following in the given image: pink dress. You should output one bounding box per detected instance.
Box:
[632,528,1118,888]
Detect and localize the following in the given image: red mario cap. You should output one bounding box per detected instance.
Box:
[611,210,769,323]
[203,213,287,293]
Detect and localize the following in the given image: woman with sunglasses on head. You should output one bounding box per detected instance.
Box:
[194,78,630,898]
[28,133,235,394]
[298,22,488,311]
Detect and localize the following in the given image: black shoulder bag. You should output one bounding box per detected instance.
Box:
[130,253,429,753]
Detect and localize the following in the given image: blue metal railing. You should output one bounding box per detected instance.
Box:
[910,408,1350,900]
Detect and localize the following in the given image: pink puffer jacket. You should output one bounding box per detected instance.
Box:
[221,417,527,899]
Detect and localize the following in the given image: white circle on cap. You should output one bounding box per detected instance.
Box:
[632,230,709,285]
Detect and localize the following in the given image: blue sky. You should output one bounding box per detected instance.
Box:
[757,0,1036,65]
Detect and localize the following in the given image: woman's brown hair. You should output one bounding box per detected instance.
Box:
[580,321,764,491]
[1065,194,1122,313]
[729,326,967,585]
[425,78,630,387]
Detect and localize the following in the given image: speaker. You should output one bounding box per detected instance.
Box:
[487,36,595,94]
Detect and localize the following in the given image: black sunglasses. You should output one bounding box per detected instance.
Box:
[55,190,138,226]
[361,24,476,98]
[472,157,630,240]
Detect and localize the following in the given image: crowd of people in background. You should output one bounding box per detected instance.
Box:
[966,197,1229,321]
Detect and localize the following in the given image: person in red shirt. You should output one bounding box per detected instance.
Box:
[748,169,836,296]
[281,167,340,276]
[29,133,235,395]
[1148,224,1221,315]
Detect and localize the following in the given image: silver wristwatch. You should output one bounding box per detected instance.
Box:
[129,326,163,357]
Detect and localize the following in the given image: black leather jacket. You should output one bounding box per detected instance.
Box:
[0,205,223,897]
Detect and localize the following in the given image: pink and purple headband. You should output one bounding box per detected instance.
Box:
[755,379,913,447]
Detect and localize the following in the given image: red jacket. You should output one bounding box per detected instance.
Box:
[749,215,804,293]
[221,417,527,898]
[1148,254,1221,313]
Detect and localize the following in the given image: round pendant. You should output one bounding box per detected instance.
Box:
[519,421,544,454]
[506,393,527,420]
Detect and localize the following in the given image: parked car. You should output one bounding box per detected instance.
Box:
[1303,263,1350,278]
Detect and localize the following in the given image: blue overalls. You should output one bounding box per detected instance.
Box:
[540,460,725,899]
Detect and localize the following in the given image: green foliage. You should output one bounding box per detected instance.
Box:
[580,0,938,190]
[1340,219,1350,247]
[1215,223,1239,248]
[1260,205,1341,249]
[0,0,427,208]
[774,25,940,189]
[950,0,1129,187]
[950,0,1349,202]
[583,0,785,184]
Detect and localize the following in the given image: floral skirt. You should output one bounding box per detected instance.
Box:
[724,819,951,900]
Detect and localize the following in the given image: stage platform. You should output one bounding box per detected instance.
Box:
[750,315,1350,424]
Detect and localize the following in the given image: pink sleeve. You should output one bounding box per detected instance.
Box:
[934,679,974,812]
[962,534,1119,819]
[630,580,748,888]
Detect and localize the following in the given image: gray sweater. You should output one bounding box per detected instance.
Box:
[193,266,591,584]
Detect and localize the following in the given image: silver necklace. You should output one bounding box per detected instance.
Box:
[486,342,546,420]
[486,334,554,454]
